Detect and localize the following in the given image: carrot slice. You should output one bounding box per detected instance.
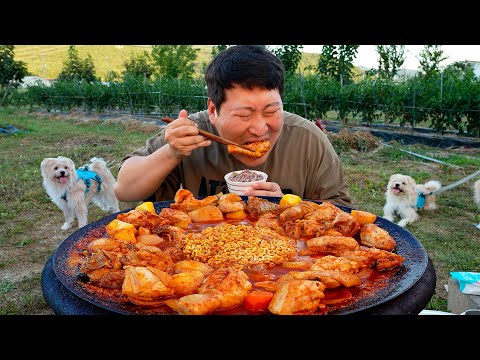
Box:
[244,290,274,313]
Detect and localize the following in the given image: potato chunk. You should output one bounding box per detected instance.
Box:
[135,202,156,214]
[105,219,137,237]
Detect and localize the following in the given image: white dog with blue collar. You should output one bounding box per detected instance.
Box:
[383,173,441,228]
[41,156,120,230]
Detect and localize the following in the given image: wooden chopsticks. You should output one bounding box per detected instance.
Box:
[161,117,246,148]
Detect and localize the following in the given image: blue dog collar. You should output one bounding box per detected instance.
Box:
[76,167,102,193]
[416,191,426,209]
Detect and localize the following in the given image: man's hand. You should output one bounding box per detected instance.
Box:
[164,109,211,159]
[243,181,284,197]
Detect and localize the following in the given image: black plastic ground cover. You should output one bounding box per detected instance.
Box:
[323,121,480,149]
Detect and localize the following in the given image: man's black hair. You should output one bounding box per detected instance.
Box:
[205,45,285,113]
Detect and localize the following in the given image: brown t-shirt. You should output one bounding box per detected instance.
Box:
[120,110,352,206]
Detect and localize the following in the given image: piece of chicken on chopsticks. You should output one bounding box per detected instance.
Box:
[227,140,271,159]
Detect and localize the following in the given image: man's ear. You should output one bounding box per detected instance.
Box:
[207,98,218,125]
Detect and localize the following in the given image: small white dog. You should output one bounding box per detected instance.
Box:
[383,173,442,228]
[474,179,480,208]
[474,179,480,230]
[41,156,120,230]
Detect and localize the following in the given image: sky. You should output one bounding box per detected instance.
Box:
[300,45,480,70]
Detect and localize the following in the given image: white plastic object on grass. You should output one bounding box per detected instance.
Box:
[450,271,480,295]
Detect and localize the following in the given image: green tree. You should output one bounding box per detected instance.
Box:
[57,45,97,82]
[122,50,155,79]
[0,45,29,88]
[443,61,476,80]
[376,45,405,80]
[316,45,359,85]
[211,45,228,57]
[419,45,447,78]
[151,45,199,78]
[270,45,304,76]
[105,70,121,83]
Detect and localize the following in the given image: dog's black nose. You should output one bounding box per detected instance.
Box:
[60,171,65,176]
[394,183,400,188]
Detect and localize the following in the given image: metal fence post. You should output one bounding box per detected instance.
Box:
[299,72,307,119]
[413,74,416,127]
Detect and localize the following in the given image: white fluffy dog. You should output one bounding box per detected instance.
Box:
[474,179,480,208]
[41,156,120,230]
[383,173,442,228]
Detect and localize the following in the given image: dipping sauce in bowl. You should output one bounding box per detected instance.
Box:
[224,169,268,195]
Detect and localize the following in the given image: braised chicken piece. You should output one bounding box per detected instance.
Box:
[136,233,164,247]
[268,280,326,315]
[283,219,330,239]
[339,246,405,271]
[120,244,175,272]
[246,196,286,219]
[280,202,346,239]
[87,237,125,252]
[158,207,192,229]
[174,260,215,276]
[188,205,224,222]
[164,293,221,315]
[78,248,126,289]
[79,242,125,266]
[82,268,125,289]
[174,189,202,204]
[254,267,361,292]
[81,249,124,271]
[281,260,313,270]
[316,200,342,212]
[255,212,285,235]
[303,203,339,224]
[322,229,344,237]
[117,209,170,232]
[245,269,277,282]
[198,268,252,309]
[252,280,278,292]
[227,140,271,159]
[295,201,360,237]
[366,252,406,271]
[243,140,271,155]
[162,247,184,262]
[321,288,354,305]
[302,235,360,255]
[311,255,361,273]
[359,223,396,251]
[165,268,253,314]
[170,189,220,212]
[218,193,246,214]
[122,265,174,303]
[330,211,361,237]
[279,201,323,223]
[154,225,186,246]
[276,269,362,289]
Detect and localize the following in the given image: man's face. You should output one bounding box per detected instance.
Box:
[207,85,283,166]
